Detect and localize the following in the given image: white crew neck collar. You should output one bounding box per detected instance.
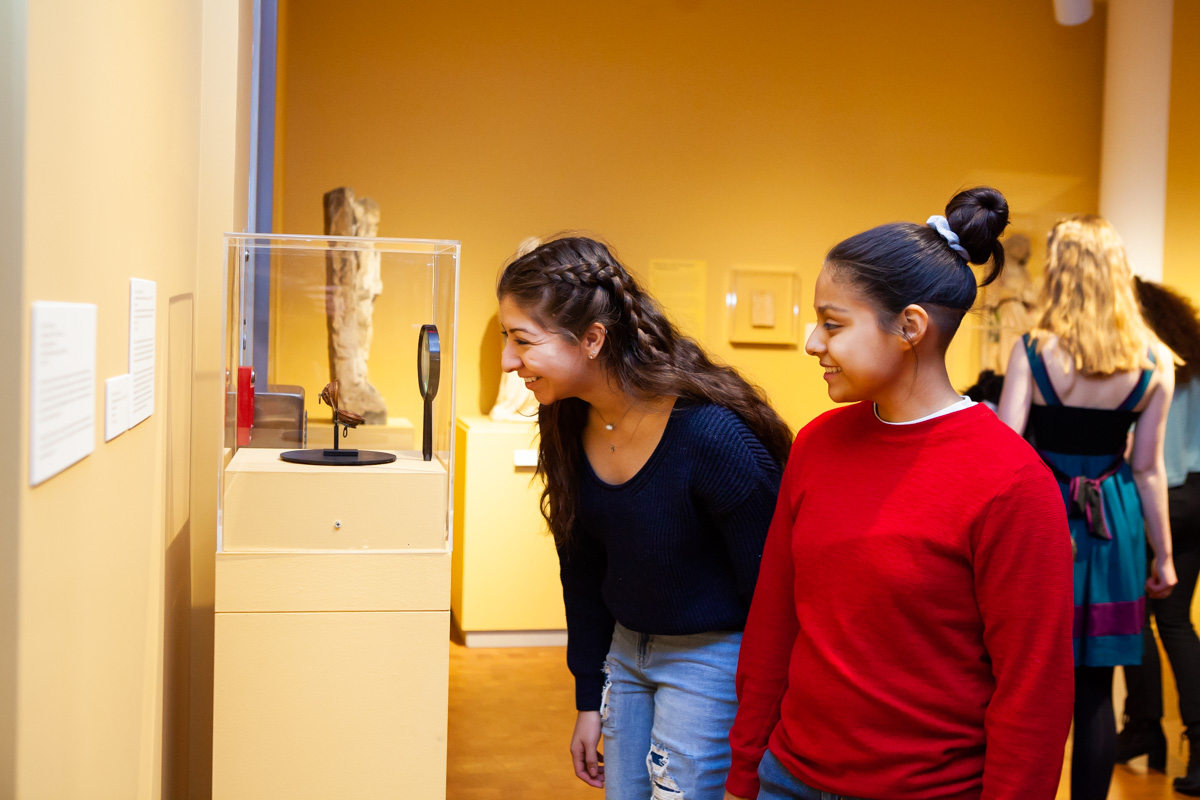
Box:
[874,396,976,426]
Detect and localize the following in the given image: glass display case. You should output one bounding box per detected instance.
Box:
[218,233,460,553]
[214,234,458,799]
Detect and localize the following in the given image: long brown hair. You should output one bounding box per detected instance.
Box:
[1135,277,1200,383]
[497,235,792,547]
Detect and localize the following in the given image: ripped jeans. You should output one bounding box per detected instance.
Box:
[600,622,741,800]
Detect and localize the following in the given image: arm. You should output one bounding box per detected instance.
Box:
[996,339,1033,434]
[724,445,803,800]
[687,408,785,607]
[1131,342,1177,598]
[570,712,604,789]
[975,463,1074,799]
[557,529,615,788]
[714,478,782,610]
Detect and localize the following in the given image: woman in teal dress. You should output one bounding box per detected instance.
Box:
[1019,332,1155,665]
[998,215,1176,800]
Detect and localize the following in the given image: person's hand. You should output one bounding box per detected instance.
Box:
[723,792,750,800]
[570,710,604,788]
[1147,553,1178,599]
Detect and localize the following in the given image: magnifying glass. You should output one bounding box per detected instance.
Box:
[417,324,441,461]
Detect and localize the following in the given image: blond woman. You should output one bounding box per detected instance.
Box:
[998,215,1178,800]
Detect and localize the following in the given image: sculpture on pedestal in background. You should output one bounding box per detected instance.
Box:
[324,186,388,425]
[489,371,540,422]
[980,232,1039,374]
[490,236,542,423]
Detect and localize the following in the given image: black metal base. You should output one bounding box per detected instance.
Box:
[279,448,397,466]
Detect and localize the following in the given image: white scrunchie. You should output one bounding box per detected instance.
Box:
[926,215,971,263]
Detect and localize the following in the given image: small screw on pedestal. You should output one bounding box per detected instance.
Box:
[333,520,342,529]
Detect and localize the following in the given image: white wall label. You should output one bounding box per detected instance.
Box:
[105,374,133,442]
[30,301,97,486]
[512,448,538,468]
[129,278,156,425]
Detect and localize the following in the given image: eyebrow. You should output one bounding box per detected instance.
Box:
[502,325,537,335]
[815,304,850,314]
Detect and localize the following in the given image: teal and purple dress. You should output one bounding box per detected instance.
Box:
[1023,334,1155,667]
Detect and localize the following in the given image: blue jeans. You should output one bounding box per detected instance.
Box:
[757,750,875,800]
[600,622,741,799]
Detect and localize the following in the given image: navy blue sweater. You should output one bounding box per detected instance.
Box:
[560,400,784,710]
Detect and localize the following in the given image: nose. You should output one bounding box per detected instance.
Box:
[805,325,825,357]
[500,339,522,373]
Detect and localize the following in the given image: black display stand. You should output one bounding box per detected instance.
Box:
[280,418,396,467]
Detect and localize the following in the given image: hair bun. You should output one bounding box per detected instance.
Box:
[945,187,1009,285]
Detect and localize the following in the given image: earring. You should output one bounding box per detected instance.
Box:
[589,353,596,360]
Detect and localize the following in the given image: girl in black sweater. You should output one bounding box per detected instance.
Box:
[497,236,790,800]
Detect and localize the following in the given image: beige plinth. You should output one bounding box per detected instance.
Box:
[213,608,449,800]
[222,447,445,551]
[451,416,566,645]
[214,449,450,799]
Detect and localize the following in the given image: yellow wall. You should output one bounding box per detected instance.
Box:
[1162,0,1200,300]
[8,1,249,798]
[274,0,1106,431]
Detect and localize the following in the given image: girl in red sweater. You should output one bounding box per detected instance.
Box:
[724,187,1075,800]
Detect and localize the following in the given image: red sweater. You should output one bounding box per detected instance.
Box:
[726,402,1074,800]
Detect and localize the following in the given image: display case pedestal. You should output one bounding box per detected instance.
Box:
[213,449,450,800]
[451,416,566,647]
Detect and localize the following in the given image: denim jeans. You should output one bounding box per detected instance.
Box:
[600,622,741,799]
[757,749,875,800]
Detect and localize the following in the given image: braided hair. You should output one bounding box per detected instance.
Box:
[497,235,793,547]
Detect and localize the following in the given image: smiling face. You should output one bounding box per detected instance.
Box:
[806,265,910,404]
[498,294,594,406]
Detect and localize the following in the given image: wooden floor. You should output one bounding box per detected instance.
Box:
[447,643,597,799]
[447,642,1191,800]
[1090,731,1190,800]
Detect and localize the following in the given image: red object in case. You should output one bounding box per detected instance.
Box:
[237,366,255,446]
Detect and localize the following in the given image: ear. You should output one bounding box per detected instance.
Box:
[580,322,607,358]
[897,304,931,349]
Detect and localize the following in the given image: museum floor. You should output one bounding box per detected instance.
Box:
[446,641,1191,800]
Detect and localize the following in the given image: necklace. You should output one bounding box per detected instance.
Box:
[593,402,637,453]
[594,402,634,432]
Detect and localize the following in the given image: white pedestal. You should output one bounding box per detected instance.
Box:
[213,449,450,799]
[451,416,567,647]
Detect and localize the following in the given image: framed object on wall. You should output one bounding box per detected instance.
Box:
[727,269,801,346]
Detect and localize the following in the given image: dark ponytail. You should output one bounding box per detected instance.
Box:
[497,235,793,546]
[826,186,1010,338]
[1135,277,1200,383]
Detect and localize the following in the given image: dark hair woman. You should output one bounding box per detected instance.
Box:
[496,235,790,800]
[1117,278,1200,796]
[727,188,1075,800]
